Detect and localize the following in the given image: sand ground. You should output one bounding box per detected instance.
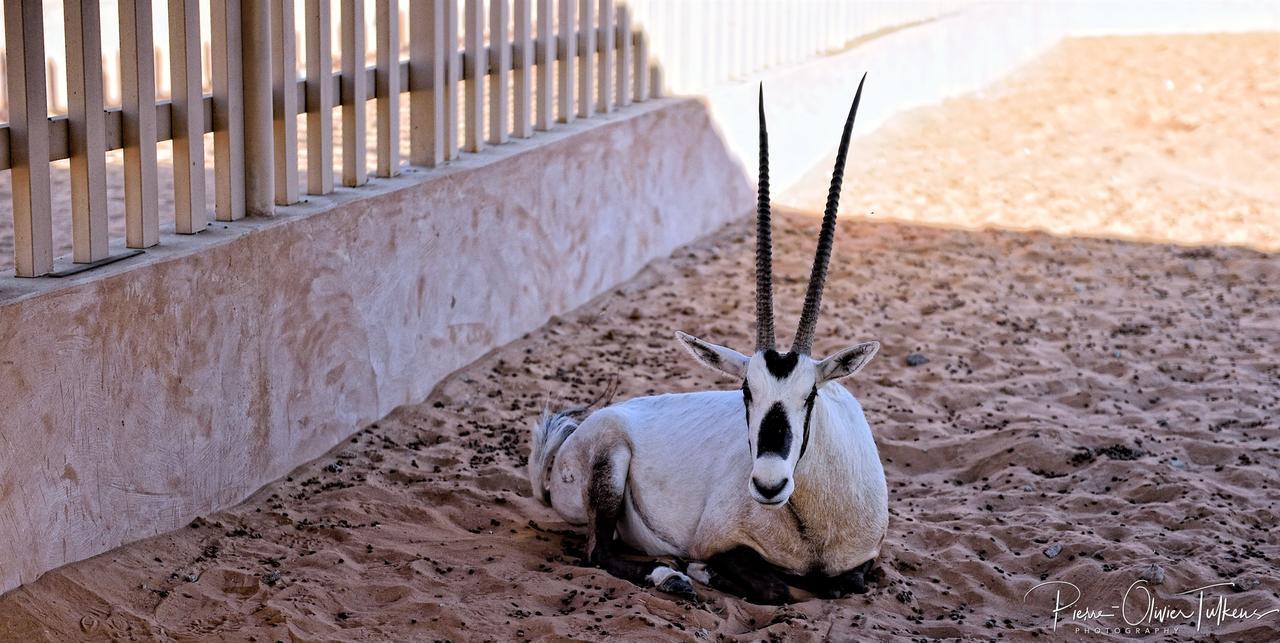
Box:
[1,34,1278,641]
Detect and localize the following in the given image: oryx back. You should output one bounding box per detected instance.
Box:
[541,390,748,557]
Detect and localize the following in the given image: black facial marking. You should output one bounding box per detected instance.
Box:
[762,350,799,379]
[798,386,817,460]
[757,402,791,457]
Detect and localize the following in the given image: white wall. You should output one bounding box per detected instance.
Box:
[688,0,1280,197]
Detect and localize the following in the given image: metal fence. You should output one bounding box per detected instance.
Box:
[0,0,661,277]
[627,0,968,94]
[0,1,970,279]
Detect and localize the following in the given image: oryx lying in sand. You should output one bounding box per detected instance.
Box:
[528,76,886,604]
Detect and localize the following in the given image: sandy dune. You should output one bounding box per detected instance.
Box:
[1,34,1278,641]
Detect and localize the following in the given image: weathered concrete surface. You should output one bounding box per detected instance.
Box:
[0,97,752,594]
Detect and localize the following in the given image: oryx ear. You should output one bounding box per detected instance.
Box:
[675,331,749,379]
[817,341,879,383]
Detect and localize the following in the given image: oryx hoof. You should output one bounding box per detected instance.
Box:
[648,566,698,601]
[658,574,698,601]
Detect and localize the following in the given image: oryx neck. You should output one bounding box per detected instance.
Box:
[792,386,845,482]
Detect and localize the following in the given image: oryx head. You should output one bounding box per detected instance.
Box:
[677,76,879,508]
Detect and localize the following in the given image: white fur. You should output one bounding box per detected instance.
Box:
[645,566,690,587]
[531,340,888,577]
[685,562,711,585]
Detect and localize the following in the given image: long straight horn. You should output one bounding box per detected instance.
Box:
[792,73,866,355]
[755,84,776,352]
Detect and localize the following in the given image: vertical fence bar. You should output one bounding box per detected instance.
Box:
[121,0,160,247]
[305,0,334,194]
[409,0,446,166]
[556,0,575,123]
[463,0,483,152]
[512,0,532,138]
[534,0,553,130]
[4,0,52,276]
[445,0,460,159]
[616,2,630,107]
[66,0,110,261]
[376,0,400,176]
[272,0,299,204]
[634,29,648,101]
[488,0,509,144]
[596,0,611,113]
[212,0,246,220]
[576,0,593,118]
[243,1,274,215]
[170,0,207,232]
[341,0,368,186]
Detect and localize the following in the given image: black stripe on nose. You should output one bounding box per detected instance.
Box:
[757,402,791,457]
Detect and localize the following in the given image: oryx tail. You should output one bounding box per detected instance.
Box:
[528,409,579,505]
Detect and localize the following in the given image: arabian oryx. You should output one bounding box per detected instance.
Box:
[527,75,886,604]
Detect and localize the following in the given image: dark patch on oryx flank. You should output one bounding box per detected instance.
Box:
[586,452,692,597]
[757,402,792,457]
[586,456,623,561]
[703,546,796,604]
[703,547,877,603]
[763,349,799,378]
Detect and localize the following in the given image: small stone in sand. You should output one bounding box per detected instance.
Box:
[1096,445,1144,461]
[1043,544,1063,559]
[1070,448,1096,466]
[905,353,930,367]
[1139,564,1164,584]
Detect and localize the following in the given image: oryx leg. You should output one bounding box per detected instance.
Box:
[791,558,877,598]
[826,558,876,596]
[585,442,697,601]
[690,546,796,604]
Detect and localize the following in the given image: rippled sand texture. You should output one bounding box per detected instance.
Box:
[788,34,1280,252]
[1,34,1278,641]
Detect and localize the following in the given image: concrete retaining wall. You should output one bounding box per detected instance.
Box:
[0,97,752,594]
